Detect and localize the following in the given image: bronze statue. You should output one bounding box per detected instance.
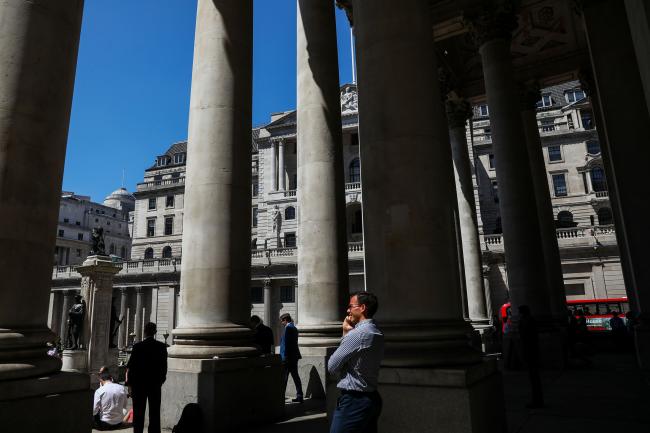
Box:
[90,226,106,256]
[66,295,86,349]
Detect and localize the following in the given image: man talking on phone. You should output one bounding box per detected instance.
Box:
[328,292,384,433]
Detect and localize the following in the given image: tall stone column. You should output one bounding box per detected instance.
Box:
[269,140,278,192]
[59,290,75,342]
[466,7,553,325]
[625,0,650,119]
[580,0,650,373]
[446,98,490,328]
[0,1,90,430]
[263,278,273,329]
[162,2,283,430]
[118,288,128,350]
[519,83,568,323]
[346,1,505,431]
[278,139,286,190]
[133,287,143,343]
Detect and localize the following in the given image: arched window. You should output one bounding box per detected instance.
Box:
[556,211,574,228]
[162,246,172,258]
[285,206,296,220]
[109,244,115,255]
[120,246,126,259]
[597,208,613,226]
[586,140,600,155]
[591,167,607,192]
[349,158,361,183]
[144,248,154,259]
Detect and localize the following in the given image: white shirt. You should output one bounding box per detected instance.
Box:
[93,381,128,425]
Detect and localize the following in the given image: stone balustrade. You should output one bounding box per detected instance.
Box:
[483,225,618,252]
[345,182,361,190]
[136,177,185,191]
[595,190,609,198]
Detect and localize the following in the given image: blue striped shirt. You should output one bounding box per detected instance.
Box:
[327,319,384,392]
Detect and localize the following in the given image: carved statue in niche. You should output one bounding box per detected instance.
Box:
[90,226,106,256]
[271,205,282,247]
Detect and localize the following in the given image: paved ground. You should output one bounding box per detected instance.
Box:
[94,350,650,433]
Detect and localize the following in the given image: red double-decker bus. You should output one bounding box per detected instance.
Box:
[500,297,630,332]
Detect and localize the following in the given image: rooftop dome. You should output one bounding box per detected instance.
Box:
[103,187,135,211]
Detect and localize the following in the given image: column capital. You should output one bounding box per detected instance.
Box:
[463,0,520,47]
[135,286,144,294]
[518,80,541,110]
[445,97,473,129]
[119,287,128,294]
[263,278,272,288]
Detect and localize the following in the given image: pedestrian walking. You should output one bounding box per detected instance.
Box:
[126,322,168,433]
[280,313,304,403]
[328,292,384,433]
[518,305,544,408]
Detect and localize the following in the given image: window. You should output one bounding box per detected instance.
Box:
[488,154,495,169]
[251,287,264,304]
[565,88,586,104]
[483,127,491,140]
[147,219,156,237]
[580,110,594,129]
[284,233,296,248]
[120,246,126,258]
[173,153,185,164]
[252,181,259,197]
[75,221,81,226]
[541,118,555,132]
[148,197,156,210]
[350,133,359,146]
[291,174,297,190]
[252,208,258,228]
[557,210,574,228]
[144,248,154,259]
[162,246,172,258]
[565,283,586,296]
[109,244,115,255]
[76,249,82,258]
[154,175,163,185]
[552,173,567,197]
[106,221,110,226]
[164,217,174,235]
[77,233,83,241]
[591,167,607,192]
[95,218,99,223]
[58,229,64,237]
[537,93,553,108]
[157,156,171,167]
[586,140,600,155]
[351,209,363,234]
[64,218,69,223]
[598,207,613,225]
[548,145,562,162]
[171,172,181,183]
[166,195,175,208]
[280,285,295,303]
[491,181,499,203]
[285,206,295,220]
[349,158,361,183]
[251,238,257,250]
[478,104,489,117]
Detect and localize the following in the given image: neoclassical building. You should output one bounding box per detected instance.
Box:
[3,1,650,432]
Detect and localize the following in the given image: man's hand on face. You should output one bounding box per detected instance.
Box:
[342,315,355,336]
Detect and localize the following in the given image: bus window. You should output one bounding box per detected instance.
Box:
[621,302,630,313]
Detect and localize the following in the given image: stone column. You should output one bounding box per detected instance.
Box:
[446,98,490,327]
[347,2,505,431]
[278,139,286,191]
[297,0,348,348]
[270,140,278,192]
[466,7,554,326]
[263,278,273,329]
[133,287,143,343]
[163,2,283,430]
[580,0,650,372]
[118,288,128,350]
[519,83,568,324]
[49,291,63,341]
[625,0,650,119]
[585,169,594,193]
[0,2,91,428]
[60,290,75,343]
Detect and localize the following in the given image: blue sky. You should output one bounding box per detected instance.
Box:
[64,0,353,202]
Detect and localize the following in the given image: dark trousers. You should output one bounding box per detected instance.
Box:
[93,414,121,431]
[282,360,303,398]
[132,385,162,433]
[330,390,382,433]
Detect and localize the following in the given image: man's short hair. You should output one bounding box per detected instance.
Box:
[143,322,157,337]
[99,371,112,382]
[250,315,261,324]
[279,313,292,322]
[352,291,379,317]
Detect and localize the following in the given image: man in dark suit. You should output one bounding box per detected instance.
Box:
[279,313,303,403]
[250,315,274,354]
[126,322,168,433]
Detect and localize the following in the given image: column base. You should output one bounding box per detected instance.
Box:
[326,360,505,433]
[0,371,92,433]
[161,355,284,432]
[286,346,337,400]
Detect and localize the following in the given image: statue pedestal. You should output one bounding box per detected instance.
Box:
[76,255,120,380]
[61,350,87,372]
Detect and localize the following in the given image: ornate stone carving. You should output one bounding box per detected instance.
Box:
[463,0,520,47]
[446,97,473,129]
[340,85,358,114]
